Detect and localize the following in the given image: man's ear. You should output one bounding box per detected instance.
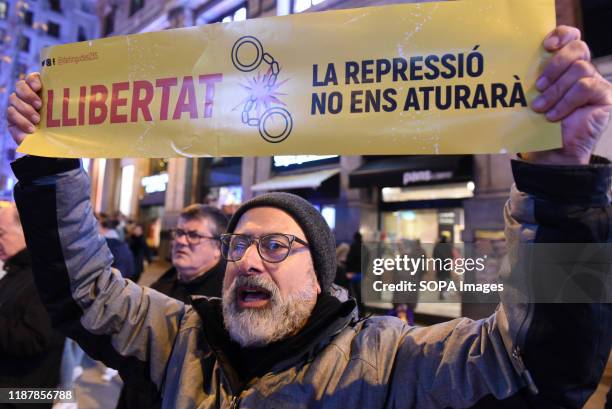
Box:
[316,281,321,295]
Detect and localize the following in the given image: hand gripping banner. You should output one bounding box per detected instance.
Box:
[19,0,559,158]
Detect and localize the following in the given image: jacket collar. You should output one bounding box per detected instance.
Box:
[3,249,30,275]
[178,258,226,289]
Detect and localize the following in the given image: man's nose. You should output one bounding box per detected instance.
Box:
[238,242,264,274]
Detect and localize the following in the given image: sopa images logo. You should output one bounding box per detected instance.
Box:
[231,36,293,144]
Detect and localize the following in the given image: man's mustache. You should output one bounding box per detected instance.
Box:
[232,274,279,295]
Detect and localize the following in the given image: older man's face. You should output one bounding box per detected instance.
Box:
[222,207,321,347]
[0,207,26,262]
[172,217,221,282]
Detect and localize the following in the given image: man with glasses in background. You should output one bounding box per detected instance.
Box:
[154,204,228,302]
[115,204,227,409]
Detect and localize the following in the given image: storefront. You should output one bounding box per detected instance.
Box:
[249,155,341,230]
[350,155,473,241]
[138,159,169,253]
[350,155,474,319]
[198,157,243,216]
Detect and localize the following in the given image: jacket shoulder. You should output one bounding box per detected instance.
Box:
[177,305,204,334]
[152,268,177,286]
[330,316,409,365]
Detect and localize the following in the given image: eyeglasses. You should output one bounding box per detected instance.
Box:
[219,233,309,263]
[170,228,219,246]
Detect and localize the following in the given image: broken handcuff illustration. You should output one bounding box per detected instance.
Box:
[231,36,293,143]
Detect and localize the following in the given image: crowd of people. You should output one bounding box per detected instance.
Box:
[95,213,152,284]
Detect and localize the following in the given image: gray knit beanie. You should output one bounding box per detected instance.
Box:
[227,192,336,292]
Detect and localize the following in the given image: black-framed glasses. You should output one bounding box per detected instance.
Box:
[170,228,219,246]
[219,233,309,263]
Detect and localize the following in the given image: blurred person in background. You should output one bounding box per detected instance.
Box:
[334,242,350,289]
[345,231,366,313]
[54,338,83,409]
[392,239,427,325]
[127,223,152,284]
[151,204,228,302]
[433,232,453,300]
[0,204,65,409]
[112,211,128,242]
[98,216,136,281]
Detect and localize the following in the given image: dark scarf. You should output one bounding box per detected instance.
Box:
[193,292,356,394]
[152,259,226,303]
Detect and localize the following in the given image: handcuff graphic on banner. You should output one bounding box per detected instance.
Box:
[231,36,294,143]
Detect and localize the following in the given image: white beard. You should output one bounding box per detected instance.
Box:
[222,274,317,347]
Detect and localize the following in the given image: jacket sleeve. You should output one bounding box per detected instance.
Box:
[11,156,186,393]
[499,156,611,408]
[386,157,611,409]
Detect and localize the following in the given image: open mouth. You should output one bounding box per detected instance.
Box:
[237,285,272,308]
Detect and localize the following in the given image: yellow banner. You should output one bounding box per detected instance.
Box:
[19,0,559,158]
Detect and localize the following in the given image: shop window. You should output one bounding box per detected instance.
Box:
[5,177,14,191]
[120,165,135,216]
[104,11,115,36]
[321,206,336,229]
[17,63,28,80]
[49,0,62,13]
[82,158,91,174]
[168,7,186,29]
[211,157,241,167]
[77,26,87,41]
[216,186,243,215]
[22,10,34,27]
[273,155,339,171]
[293,0,325,13]
[47,21,60,38]
[129,0,145,17]
[18,36,30,53]
[381,208,465,246]
[150,158,168,174]
[582,1,612,58]
[81,2,93,14]
[141,173,169,194]
[381,183,474,203]
[93,159,107,213]
[0,1,8,19]
[217,5,247,23]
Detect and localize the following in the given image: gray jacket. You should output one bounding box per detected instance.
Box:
[12,156,612,408]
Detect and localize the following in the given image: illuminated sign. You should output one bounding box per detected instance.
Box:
[218,186,243,206]
[438,211,456,225]
[141,173,169,193]
[402,170,453,185]
[273,155,339,168]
